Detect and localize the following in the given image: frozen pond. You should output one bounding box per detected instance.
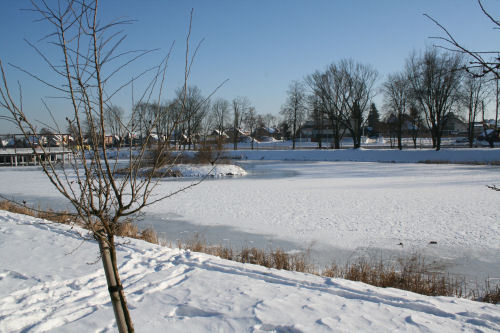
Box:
[1,160,500,285]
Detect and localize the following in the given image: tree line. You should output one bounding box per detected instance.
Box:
[289,48,497,151]
[93,87,279,151]
[1,1,499,331]
[95,48,497,152]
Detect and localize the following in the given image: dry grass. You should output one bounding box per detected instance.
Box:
[116,222,140,238]
[177,234,500,302]
[140,228,159,244]
[121,146,231,178]
[178,234,313,273]
[194,144,229,165]
[1,200,497,303]
[150,145,230,167]
[471,280,500,304]
[0,200,76,225]
[419,160,500,165]
[481,287,500,304]
[323,255,463,297]
[0,200,158,244]
[419,160,453,164]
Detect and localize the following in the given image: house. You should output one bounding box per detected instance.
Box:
[204,129,229,144]
[225,128,251,142]
[384,114,421,133]
[0,137,15,148]
[299,119,336,142]
[25,135,44,147]
[45,134,73,147]
[252,126,281,141]
[442,113,467,135]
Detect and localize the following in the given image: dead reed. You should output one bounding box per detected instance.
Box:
[1,200,497,303]
[177,234,313,273]
[470,279,500,304]
[418,159,500,165]
[0,200,76,225]
[0,200,158,244]
[177,234,499,302]
[322,255,464,297]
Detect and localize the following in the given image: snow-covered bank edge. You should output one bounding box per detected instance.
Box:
[225,148,500,163]
[99,147,500,164]
[1,210,499,332]
[153,163,246,178]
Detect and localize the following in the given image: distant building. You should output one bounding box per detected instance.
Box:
[253,126,281,141]
[299,119,337,142]
[204,130,229,144]
[225,128,250,142]
[442,113,467,135]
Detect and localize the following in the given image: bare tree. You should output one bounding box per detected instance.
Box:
[460,72,490,147]
[231,96,250,150]
[243,106,258,149]
[174,86,209,150]
[154,100,177,147]
[308,94,325,148]
[164,99,186,148]
[307,60,377,149]
[338,60,378,148]
[104,105,125,140]
[262,113,278,129]
[382,113,398,148]
[306,67,345,149]
[494,79,499,131]
[424,0,500,148]
[211,98,230,144]
[408,103,424,149]
[406,49,463,150]
[383,72,410,150]
[0,2,216,332]
[198,100,214,146]
[281,81,307,149]
[131,102,160,142]
[425,1,500,79]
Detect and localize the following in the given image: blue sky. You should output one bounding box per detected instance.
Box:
[1,0,500,132]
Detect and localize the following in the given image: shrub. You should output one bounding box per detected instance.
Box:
[0,200,159,244]
[324,254,463,297]
[140,228,159,244]
[0,200,76,225]
[472,280,500,304]
[194,144,229,165]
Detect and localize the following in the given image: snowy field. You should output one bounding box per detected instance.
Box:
[225,136,500,150]
[1,211,499,332]
[157,160,500,251]
[147,159,500,282]
[225,147,500,163]
[1,149,500,283]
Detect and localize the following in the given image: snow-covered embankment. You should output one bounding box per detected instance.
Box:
[226,148,500,163]
[0,211,498,332]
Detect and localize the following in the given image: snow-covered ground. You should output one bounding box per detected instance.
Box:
[225,147,500,163]
[141,160,500,283]
[1,149,499,283]
[1,211,498,332]
[150,164,246,178]
[226,136,500,150]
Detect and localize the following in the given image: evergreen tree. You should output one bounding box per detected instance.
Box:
[367,103,380,133]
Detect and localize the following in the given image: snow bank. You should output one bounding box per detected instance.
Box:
[90,145,500,164]
[145,164,246,178]
[170,164,246,177]
[0,211,498,332]
[1,161,499,279]
[226,148,500,163]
